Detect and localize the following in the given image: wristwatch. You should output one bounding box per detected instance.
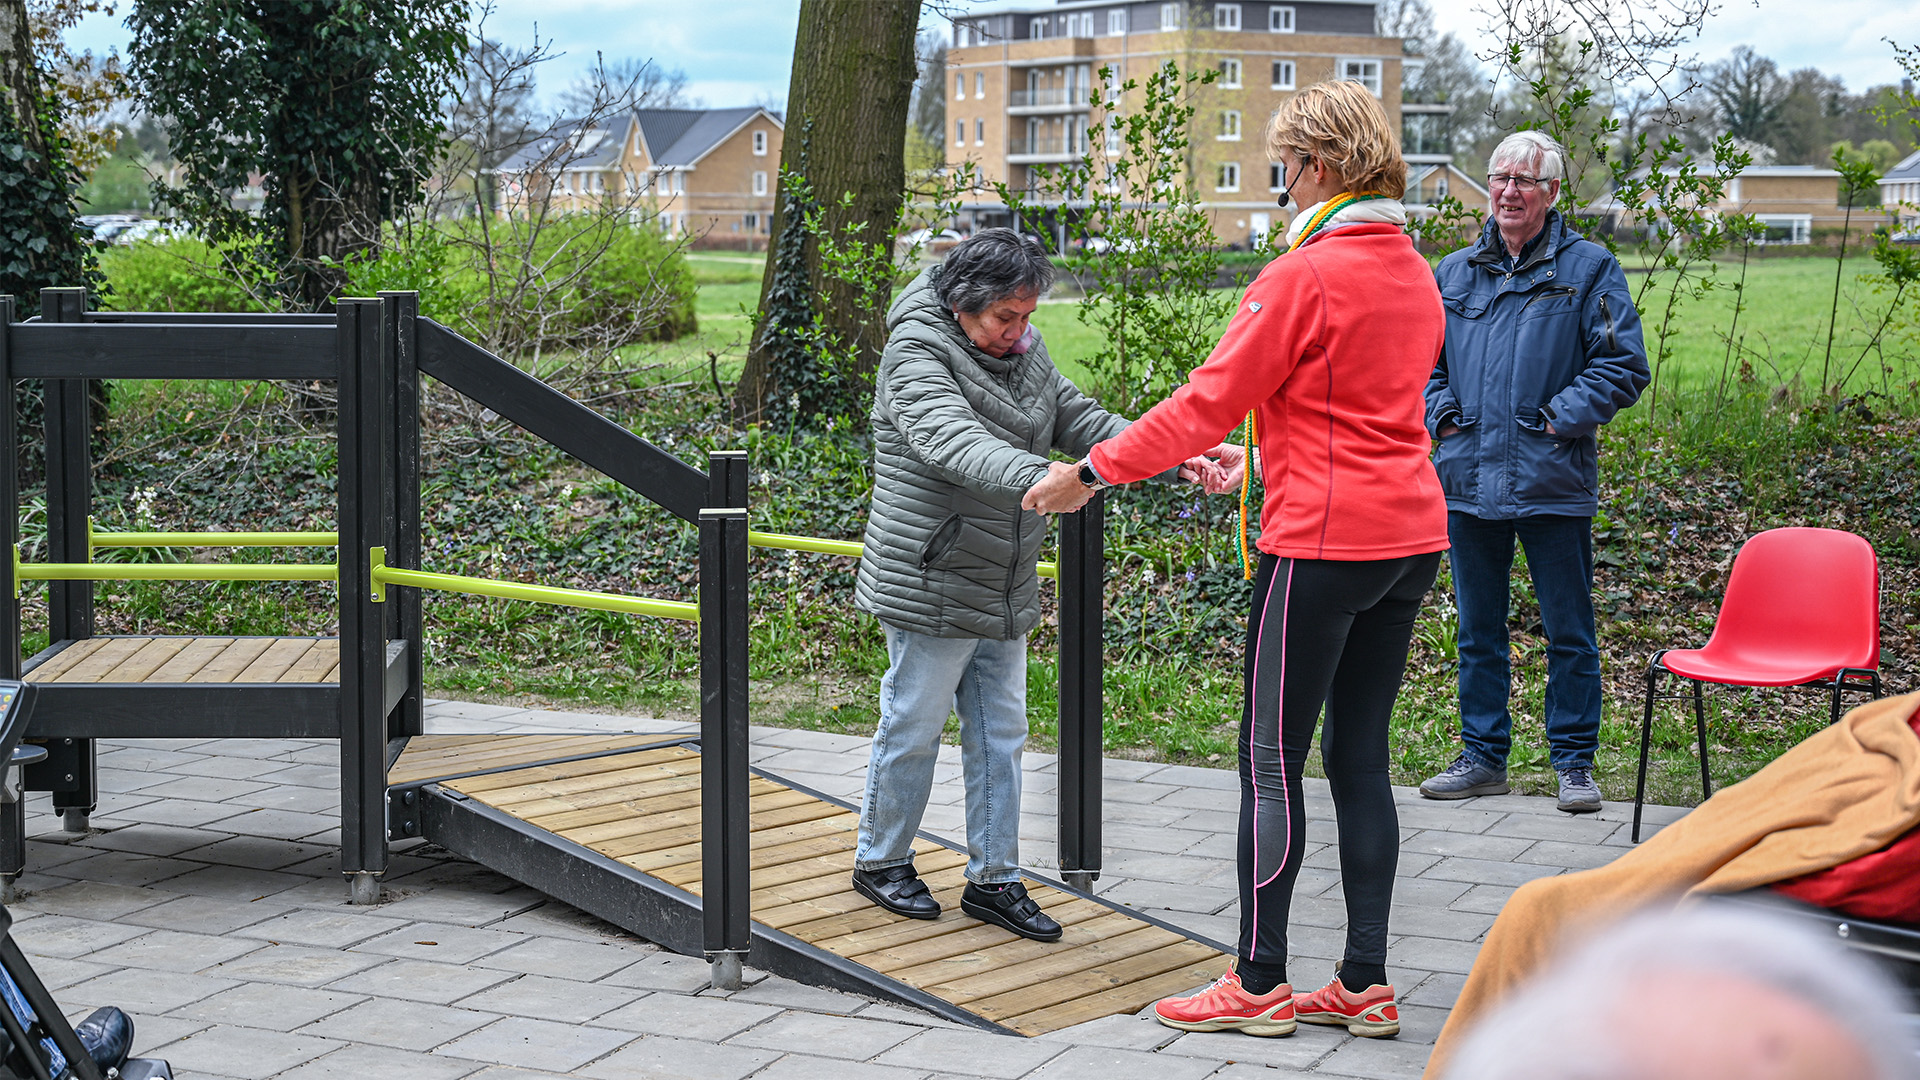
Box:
[1076,458,1107,489]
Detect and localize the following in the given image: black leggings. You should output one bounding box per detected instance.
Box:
[1237,550,1441,975]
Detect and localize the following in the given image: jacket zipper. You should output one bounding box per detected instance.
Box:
[1520,285,1576,314]
[1598,295,1618,353]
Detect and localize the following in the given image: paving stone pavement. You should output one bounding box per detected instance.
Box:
[3,699,1688,1080]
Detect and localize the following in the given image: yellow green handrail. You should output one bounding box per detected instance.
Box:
[89,527,338,548]
[366,547,697,622]
[18,562,337,582]
[747,529,1057,579]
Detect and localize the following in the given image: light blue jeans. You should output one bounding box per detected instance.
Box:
[855,623,1028,885]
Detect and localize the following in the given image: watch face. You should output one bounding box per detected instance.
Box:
[1077,462,1099,487]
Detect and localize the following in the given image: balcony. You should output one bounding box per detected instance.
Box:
[1403,132,1451,157]
[1402,88,1454,106]
[1009,87,1093,114]
[1008,133,1089,164]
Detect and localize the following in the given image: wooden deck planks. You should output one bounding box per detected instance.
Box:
[417,739,1226,1037]
[25,637,351,686]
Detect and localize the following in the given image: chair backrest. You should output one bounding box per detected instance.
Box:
[1706,527,1880,671]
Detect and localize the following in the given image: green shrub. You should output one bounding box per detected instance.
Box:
[97,235,270,312]
[342,218,697,349]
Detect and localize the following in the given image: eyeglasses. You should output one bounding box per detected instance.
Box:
[1487,173,1549,193]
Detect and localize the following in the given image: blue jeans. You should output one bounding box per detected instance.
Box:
[855,624,1028,885]
[1448,512,1600,770]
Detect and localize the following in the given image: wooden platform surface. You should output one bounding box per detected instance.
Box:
[27,636,340,685]
[388,733,689,787]
[391,737,1226,1036]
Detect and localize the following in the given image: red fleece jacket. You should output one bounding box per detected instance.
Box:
[1091,221,1450,561]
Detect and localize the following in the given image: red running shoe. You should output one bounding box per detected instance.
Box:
[1293,974,1399,1037]
[1151,965,1296,1036]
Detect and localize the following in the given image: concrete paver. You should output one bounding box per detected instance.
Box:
[0,696,1672,1080]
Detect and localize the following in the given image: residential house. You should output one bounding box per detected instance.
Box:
[493,107,784,248]
[946,0,1457,247]
[1880,148,1920,235]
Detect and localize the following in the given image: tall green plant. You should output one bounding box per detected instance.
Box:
[1822,150,1882,394]
[997,61,1229,417]
[127,0,467,310]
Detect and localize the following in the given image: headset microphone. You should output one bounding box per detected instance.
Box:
[1275,157,1306,208]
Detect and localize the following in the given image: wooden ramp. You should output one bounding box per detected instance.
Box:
[390,736,1228,1035]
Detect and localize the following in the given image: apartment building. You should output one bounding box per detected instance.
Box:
[493,107,784,248]
[948,0,1453,246]
[1880,149,1920,236]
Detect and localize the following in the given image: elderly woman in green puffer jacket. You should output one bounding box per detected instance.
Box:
[848,228,1210,942]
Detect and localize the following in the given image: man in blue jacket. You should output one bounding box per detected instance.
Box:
[1420,131,1649,813]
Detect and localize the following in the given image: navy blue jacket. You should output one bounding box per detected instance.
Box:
[1426,212,1649,519]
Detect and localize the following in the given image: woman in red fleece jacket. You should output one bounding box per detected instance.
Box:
[1025,80,1448,1039]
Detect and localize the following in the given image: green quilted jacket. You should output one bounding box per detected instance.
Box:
[853,267,1133,639]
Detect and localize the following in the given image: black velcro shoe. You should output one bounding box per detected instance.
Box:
[961,880,1062,942]
[852,865,941,919]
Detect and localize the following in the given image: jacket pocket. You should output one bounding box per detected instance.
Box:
[1432,417,1480,501]
[1511,423,1589,504]
[919,514,963,569]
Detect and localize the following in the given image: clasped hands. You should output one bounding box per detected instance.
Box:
[1020,443,1248,515]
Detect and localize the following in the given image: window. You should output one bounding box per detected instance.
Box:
[1270,59,1295,88]
[1108,8,1128,34]
[1214,3,1240,30]
[1106,116,1123,155]
[752,170,768,196]
[1340,58,1382,95]
[1218,162,1241,191]
[1218,109,1241,140]
[1219,58,1242,87]
[976,72,985,97]
[1031,16,1050,38]
[956,73,966,99]
[1269,5,1294,31]
[1269,163,1284,191]
[975,118,985,145]
[954,20,981,47]
[1160,3,1183,29]
[744,212,760,232]
[1755,214,1812,245]
[752,130,767,156]
[1067,12,1093,36]
[591,172,604,193]
[956,119,966,146]
[671,172,685,194]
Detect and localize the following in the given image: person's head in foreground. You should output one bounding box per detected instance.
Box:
[1265,77,1406,208]
[935,227,1054,358]
[1443,903,1919,1080]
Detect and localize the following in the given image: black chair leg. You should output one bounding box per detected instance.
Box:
[1693,680,1711,802]
[1634,658,1663,844]
[1830,677,1844,726]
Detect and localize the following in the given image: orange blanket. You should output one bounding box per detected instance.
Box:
[1424,690,1920,1079]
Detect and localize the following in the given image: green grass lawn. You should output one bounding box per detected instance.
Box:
[1029,254,1917,403]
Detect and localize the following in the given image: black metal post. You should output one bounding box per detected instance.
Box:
[39,289,93,834]
[1057,489,1105,891]
[381,293,424,739]
[0,295,17,682]
[337,299,392,902]
[700,450,749,988]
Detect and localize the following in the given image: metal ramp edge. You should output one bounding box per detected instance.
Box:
[388,739,1232,1035]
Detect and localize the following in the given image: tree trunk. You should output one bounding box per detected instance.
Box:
[0,0,48,161]
[733,0,919,425]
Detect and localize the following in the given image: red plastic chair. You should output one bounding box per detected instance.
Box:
[1632,527,1881,842]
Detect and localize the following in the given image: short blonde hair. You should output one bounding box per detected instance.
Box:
[1265,80,1406,200]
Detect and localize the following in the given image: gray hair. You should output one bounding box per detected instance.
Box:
[1489,130,1567,182]
[1442,903,1918,1080]
[935,228,1055,314]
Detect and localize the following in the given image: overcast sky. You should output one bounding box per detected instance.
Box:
[58,0,1919,111]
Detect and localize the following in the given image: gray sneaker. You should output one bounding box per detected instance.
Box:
[1556,766,1602,814]
[1419,754,1509,799]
